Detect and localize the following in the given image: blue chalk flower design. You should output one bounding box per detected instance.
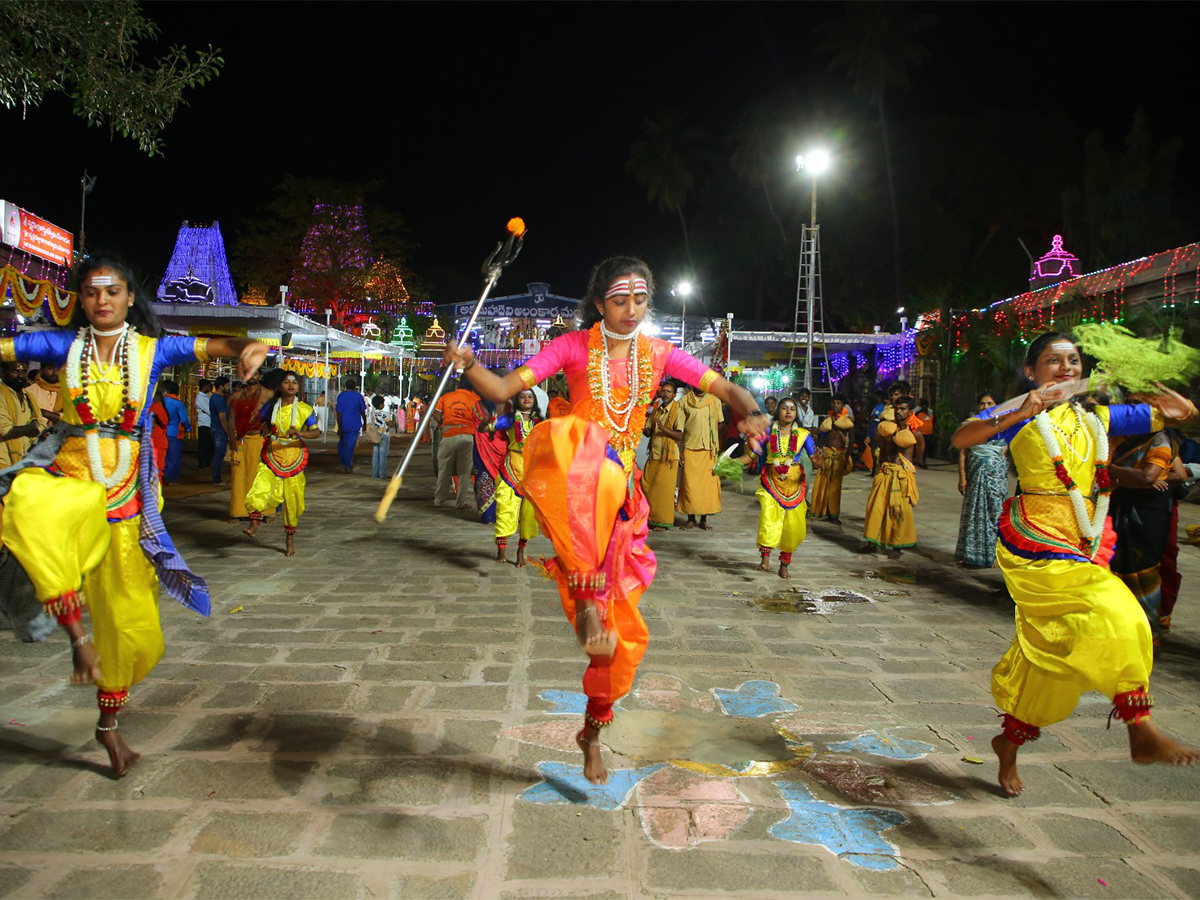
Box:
[503,675,956,866]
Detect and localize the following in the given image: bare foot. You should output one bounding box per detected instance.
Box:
[495,545,507,564]
[242,523,259,539]
[227,517,240,525]
[96,724,141,778]
[681,521,695,530]
[887,548,901,560]
[778,563,791,579]
[576,605,618,660]
[70,640,101,685]
[756,558,770,572]
[650,526,666,532]
[576,726,609,784]
[1129,719,1200,765]
[991,733,1023,796]
[285,534,296,557]
[515,547,527,568]
[699,519,713,531]
[263,515,275,524]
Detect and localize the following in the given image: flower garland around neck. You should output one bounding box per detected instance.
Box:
[769,421,800,475]
[1034,402,1110,558]
[512,409,535,447]
[272,398,300,442]
[64,324,143,489]
[587,322,654,452]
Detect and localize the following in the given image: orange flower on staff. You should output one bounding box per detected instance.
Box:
[507,217,527,237]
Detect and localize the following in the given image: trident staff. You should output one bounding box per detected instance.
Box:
[374,217,526,522]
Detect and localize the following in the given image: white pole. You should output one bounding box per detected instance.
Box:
[323,308,332,443]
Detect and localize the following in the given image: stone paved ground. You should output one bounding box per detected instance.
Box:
[3,437,1200,899]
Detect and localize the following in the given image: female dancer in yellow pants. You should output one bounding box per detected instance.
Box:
[486,389,541,566]
[953,331,1199,796]
[242,372,319,557]
[752,398,815,579]
[0,253,265,776]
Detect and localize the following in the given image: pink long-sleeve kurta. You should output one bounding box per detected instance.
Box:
[518,330,719,442]
[514,327,720,720]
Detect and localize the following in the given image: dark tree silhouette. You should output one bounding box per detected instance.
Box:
[817,1,937,307]
[626,110,712,270]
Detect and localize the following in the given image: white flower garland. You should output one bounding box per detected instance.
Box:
[1034,403,1110,556]
[64,324,142,489]
[597,321,641,431]
[273,398,300,442]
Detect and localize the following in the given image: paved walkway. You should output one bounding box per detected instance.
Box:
[3,438,1200,899]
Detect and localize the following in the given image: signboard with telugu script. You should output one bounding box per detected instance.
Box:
[0,201,74,267]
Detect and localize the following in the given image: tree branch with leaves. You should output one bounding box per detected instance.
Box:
[0,0,223,156]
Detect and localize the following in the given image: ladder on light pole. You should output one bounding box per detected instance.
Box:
[789,224,830,399]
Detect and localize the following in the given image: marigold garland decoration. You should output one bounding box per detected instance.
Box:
[0,266,78,321]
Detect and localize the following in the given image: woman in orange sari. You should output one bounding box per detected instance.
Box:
[446,256,765,783]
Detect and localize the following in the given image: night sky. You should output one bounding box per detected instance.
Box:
[3,2,1195,312]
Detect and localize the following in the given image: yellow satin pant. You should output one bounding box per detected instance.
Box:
[493,479,538,541]
[245,466,306,527]
[3,468,163,692]
[755,491,807,552]
[992,543,1153,727]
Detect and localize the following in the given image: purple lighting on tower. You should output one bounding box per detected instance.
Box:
[157,221,239,305]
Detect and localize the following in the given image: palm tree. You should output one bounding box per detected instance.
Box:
[626,110,711,269]
[730,104,788,243]
[817,2,937,307]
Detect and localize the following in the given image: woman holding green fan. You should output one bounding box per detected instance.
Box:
[953,330,1200,797]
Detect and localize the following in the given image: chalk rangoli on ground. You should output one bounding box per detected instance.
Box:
[504,675,958,869]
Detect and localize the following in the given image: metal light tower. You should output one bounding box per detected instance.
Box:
[791,149,831,392]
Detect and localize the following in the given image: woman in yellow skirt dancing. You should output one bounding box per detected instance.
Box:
[751,397,815,579]
[0,253,266,776]
[242,372,320,557]
[953,332,1199,796]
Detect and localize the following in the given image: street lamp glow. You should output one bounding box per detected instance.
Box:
[674,281,693,297]
[796,149,831,175]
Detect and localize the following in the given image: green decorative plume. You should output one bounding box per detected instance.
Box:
[712,454,749,492]
[1074,323,1200,393]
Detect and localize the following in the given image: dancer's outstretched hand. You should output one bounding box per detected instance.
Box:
[238,342,268,381]
[739,410,772,453]
[1131,384,1197,424]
